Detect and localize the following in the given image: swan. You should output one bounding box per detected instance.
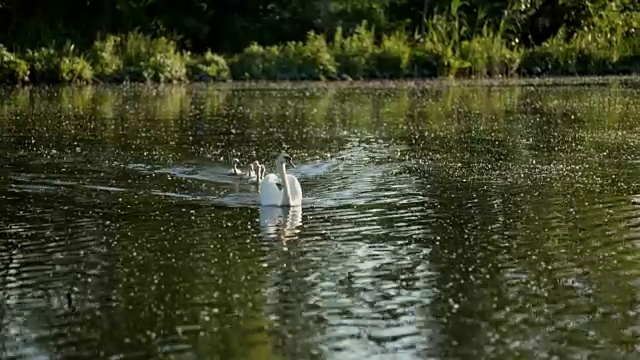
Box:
[228,158,243,175]
[257,163,266,182]
[260,152,302,207]
[247,161,259,179]
[247,160,264,183]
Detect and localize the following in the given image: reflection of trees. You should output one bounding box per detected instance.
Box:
[403,83,640,357]
[1,80,640,358]
[417,171,518,358]
[102,202,274,359]
[5,194,276,359]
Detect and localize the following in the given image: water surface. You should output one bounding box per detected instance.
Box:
[1,79,640,359]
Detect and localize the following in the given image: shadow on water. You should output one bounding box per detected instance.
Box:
[0,79,640,359]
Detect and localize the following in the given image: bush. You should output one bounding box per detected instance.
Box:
[89,32,188,82]
[371,31,411,78]
[230,32,336,81]
[90,35,123,80]
[332,22,376,79]
[59,54,93,83]
[187,50,230,81]
[460,26,522,77]
[25,47,60,83]
[24,44,93,83]
[296,32,337,80]
[409,47,439,78]
[0,45,29,84]
[1,6,638,85]
[230,42,279,80]
[121,33,188,83]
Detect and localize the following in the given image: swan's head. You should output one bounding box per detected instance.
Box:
[276,152,296,169]
[231,158,242,168]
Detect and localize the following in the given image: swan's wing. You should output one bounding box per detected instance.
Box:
[260,174,282,206]
[286,174,303,206]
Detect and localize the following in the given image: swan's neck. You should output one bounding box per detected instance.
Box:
[255,165,261,182]
[278,163,292,205]
[233,164,239,175]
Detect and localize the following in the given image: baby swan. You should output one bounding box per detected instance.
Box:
[248,160,266,183]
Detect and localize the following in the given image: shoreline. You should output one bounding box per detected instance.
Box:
[2,74,639,91]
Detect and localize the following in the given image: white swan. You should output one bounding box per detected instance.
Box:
[247,160,266,184]
[260,152,302,207]
[228,158,243,175]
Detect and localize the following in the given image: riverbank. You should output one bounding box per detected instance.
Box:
[1,21,638,85]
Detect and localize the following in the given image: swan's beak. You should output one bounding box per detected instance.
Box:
[287,159,296,168]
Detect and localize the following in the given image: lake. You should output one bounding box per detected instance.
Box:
[1,78,640,359]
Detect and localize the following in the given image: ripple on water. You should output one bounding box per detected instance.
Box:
[2,84,640,359]
[254,142,438,358]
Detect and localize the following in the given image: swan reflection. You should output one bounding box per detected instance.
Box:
[259,206,303,243]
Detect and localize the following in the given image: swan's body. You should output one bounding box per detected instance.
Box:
[260,152,302,207]
[248,161,265,184]
[246,162,257,179]
[228,158,243,176]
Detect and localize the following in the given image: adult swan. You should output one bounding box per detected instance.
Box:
[260,152,302,207]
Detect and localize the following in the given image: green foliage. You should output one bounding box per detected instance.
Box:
[230,43,278,80]
[522,7,640,75]
[89,32,188,82]
[90,35,123,79]
[416,9,469,77]
[371,31,412,78]
[24,45,93,84]
[230,32,336,81]
[0,0,637,85]
[120,32,188,83]
[187,50,230,81]
[0,45,29,84]
[332,22,376,79]
[460,26,523,77]
[59,54,93,83]
[295,32,337,80]
[25,47,61,83]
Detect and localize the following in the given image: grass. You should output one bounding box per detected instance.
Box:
[0,6,638,85]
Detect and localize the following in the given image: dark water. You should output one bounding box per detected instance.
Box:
[1,79,640,359]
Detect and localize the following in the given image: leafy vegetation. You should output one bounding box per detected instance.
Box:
[0,0,637,84]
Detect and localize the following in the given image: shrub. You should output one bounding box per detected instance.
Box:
[25,47,60,83]
[59,54,93,83]
[0,45,29,84]
[371,31,411,78]
[90,35,123,80]
[89,32,188,83]
[230,42,281,80]
[24,44,93,83]
[299,32,337,80]
[460,26,522,77]
[122,33,188,83]
[332,21,376,79]
[187,50,230,81]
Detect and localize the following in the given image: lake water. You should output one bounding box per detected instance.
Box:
[1,78,640,359]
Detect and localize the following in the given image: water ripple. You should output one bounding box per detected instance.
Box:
[2,83,640,359]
